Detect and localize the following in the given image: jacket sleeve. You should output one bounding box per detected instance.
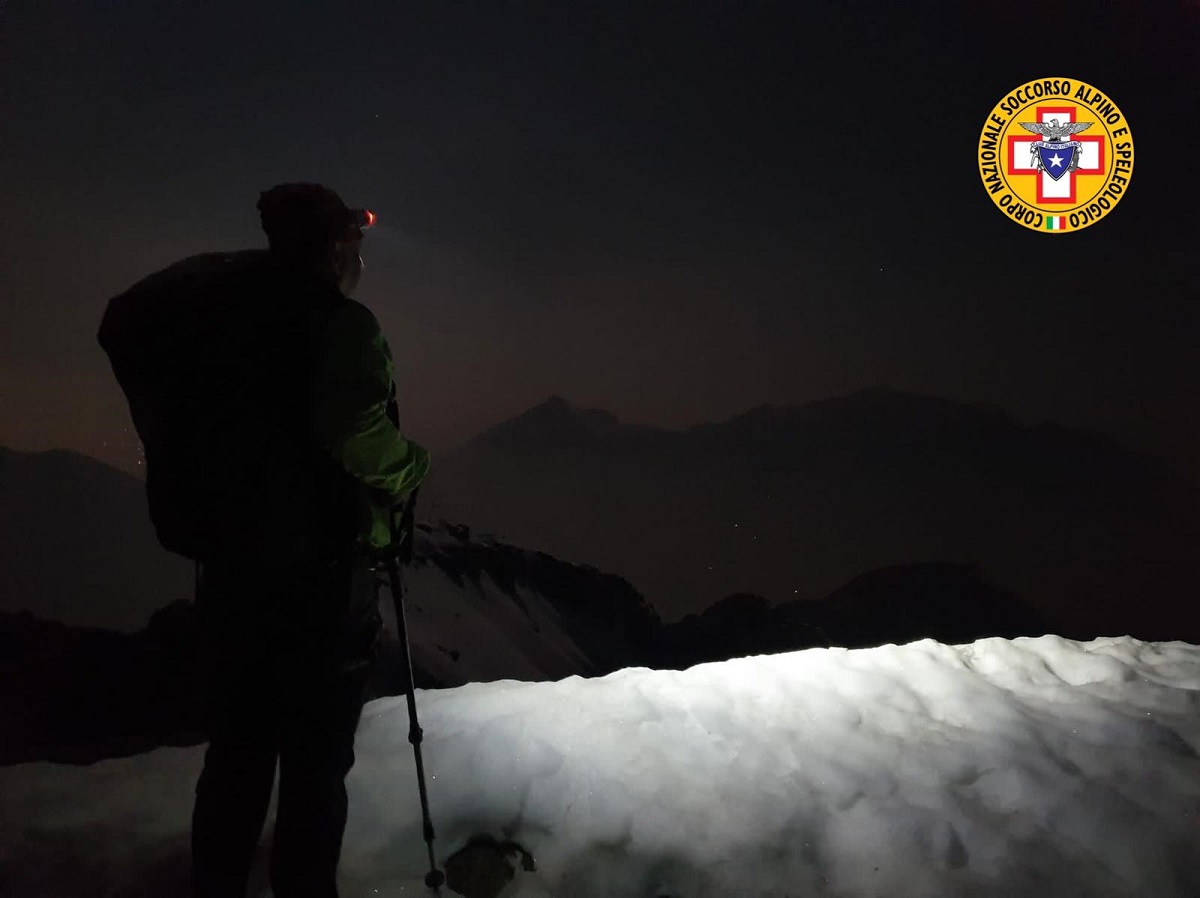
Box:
[311,299,430,496]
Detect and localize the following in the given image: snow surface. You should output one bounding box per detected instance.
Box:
[2,635,1198,897]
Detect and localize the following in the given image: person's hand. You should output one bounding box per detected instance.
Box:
[407,442,431,489]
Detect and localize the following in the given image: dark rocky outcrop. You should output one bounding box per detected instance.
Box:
[0,524,660,765]
[651,562,1053,670]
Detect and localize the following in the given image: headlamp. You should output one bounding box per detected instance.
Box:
[347,208,377,231]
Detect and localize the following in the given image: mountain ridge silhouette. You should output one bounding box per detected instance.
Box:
[424,386,1200,640]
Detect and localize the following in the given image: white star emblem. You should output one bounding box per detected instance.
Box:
[1048,153,1065,168]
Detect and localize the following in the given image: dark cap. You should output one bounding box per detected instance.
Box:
[257,183,366,248]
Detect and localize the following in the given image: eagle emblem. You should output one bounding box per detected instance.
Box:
[1018,118,1093,181]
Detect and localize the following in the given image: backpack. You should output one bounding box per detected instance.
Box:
[99,250,325,560]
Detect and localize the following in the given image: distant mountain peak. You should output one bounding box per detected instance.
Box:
[519,395,618,428]
[471,396,630,448]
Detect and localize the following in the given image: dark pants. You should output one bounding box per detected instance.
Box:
[191,550,380,898]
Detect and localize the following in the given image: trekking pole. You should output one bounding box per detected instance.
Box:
[383,489,446,892]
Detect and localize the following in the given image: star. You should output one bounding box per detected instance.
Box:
[1048,153,1065,168]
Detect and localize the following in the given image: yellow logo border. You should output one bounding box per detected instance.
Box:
[978,77,1134,234]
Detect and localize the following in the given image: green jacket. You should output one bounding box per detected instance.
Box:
[311,298,430,550]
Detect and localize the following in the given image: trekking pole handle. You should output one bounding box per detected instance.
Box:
[390,487,419,566]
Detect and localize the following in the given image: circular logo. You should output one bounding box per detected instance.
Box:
[978,77,1134,233]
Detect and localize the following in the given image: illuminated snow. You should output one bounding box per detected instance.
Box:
[2,635,1198,897]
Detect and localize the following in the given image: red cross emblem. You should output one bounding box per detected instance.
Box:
[1006,105,1105,204]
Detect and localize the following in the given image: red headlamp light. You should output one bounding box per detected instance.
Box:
[348,208,377,230]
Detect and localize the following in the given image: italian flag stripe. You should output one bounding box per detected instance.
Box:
[1046,216,1065,231]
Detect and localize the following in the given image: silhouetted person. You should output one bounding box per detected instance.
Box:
[99,183,430,897]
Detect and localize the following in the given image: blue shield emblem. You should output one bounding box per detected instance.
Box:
[1037,142,1075,181]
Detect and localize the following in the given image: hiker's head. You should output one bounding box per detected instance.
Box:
[256,183,373,296]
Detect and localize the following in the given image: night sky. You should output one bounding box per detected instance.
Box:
[2,0,1197,484]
